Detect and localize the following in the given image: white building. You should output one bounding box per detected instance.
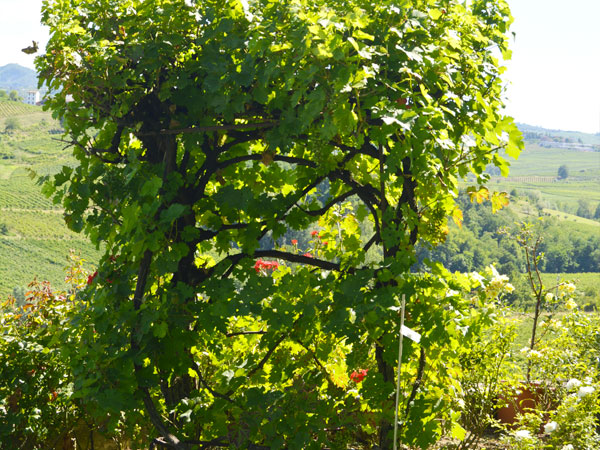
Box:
[25,90,40,105]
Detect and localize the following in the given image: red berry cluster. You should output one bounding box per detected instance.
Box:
[350,368,368,383]
[87,271,98,285]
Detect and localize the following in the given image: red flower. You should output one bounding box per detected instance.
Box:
[291,239,298,245]
[303,253,313,258]
[311,230,318,237]
[350,369,368,383]
[323,241,328,246]
[87,271,98,285]
[254,259,280,273]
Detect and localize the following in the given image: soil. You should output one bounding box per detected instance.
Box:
[434,430,508,449]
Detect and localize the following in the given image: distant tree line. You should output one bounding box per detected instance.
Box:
[0,89,22,102]
[415,193,600,276]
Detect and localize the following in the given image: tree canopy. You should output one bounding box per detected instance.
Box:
[38,0,522,448]
[558,164,569,179]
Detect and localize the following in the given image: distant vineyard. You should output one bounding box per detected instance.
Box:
[498,176,556,183]
[0,111,101,298]
[0,238,102,298]
[0,100,41,118]
[0,210,73,239]
[0,170,57,209]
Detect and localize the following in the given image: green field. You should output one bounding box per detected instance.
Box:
[541,207,600,225]
[503,144,600,178]
[489,140,600,216]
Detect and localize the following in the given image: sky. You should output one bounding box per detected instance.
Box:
[0,0,598,134]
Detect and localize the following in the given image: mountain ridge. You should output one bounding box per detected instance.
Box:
[0,63,38,91]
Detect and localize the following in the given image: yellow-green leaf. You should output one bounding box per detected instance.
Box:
[429,9,443,21]
[491,191,510,213]
[468,187,489,204]
[452,207,463,228]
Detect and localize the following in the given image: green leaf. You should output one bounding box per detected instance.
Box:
[153,321,168,339]
[429,9,443,21]
[450,422,466,441]
[141,176,162,197]
[160,204,187,224]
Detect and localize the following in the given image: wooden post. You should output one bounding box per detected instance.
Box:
[393,294,406,450]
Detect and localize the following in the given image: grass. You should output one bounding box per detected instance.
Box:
[500,180,600,209]
[541,208,599,225]
[503,144,600,178]
[507,198,600,226]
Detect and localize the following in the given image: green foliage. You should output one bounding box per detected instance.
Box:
[0,255,144,448]
[0,260,84,448]
[416,196,600,286]
[36,0,521,447]
[4,117,20,132]
[8,90,21,102]
[557,164,569,180]
[502,304,600,449]
[455,268,520,449]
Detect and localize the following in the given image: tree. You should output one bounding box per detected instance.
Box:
[594,203,600,220]
[577,198,591,219]
[558,164,569,179]
[8,90,20,102]
[38,0,521,448]
[0,89,7,100]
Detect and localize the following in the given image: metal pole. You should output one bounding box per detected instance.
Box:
[393,294,406,450]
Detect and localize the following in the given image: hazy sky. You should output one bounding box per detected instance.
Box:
[0,0,598,134]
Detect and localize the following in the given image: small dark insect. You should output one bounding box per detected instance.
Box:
[21,41,39,55]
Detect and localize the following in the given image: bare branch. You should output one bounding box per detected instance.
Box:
[196,369,235,404]
[225,330,267,337]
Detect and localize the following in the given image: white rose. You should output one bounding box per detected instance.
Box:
[565,378,582,390]
[514,429,531,440]
[577,386,595,398]
[544,421,557,434]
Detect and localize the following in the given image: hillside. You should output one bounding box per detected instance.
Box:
[0,64,38,91]
[487,127,600,219]
[0,100,41,118]
[0,104,101,299]
[517,122,600,146]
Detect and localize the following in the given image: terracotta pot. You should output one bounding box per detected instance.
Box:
[496,382,552,426]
